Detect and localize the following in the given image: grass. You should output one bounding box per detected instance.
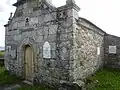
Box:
[2,65,120,90]
[86,68,120,90]
[0,66,22,86]
[0,66,55,90]
[0,51,5,58]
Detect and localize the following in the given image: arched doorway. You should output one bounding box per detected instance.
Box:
[24,45,34,81]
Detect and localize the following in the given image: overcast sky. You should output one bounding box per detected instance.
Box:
[0,0,120,47]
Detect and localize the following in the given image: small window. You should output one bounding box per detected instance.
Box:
[7,46,11,55]
[7,46,11,52]
[25,18,29,26]
[43,41,51,58]
[109,46,116,54]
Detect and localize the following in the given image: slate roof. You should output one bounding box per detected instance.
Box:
[79,17,107,34]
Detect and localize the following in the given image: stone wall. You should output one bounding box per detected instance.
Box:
[5,0,116,89]
[104,34,120,68]
[4,0,80,87]
[71,18,105,86]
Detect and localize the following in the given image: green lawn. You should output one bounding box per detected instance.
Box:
[86,68,120,90]
[0,66,54,90]
[0,51,5,58]
[1,66,120,90]
[0,66,22,86]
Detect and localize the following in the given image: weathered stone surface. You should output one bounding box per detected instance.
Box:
[71,18,105,86]
[4,0,116,89]
[104,34,120,69]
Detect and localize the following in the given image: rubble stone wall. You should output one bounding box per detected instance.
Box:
[104,34,120,69]
[5,0,116,88]
[71,18,105,86]
[4,0,77,87]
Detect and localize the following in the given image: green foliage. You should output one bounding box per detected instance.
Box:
[0,67,55,90]
[86,68,120,90]
[0,66,21,86]
[3,66,120,90]
[0,51,5,58]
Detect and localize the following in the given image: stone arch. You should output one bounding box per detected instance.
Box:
[18,37,37,78]
[24,44,33,79]
[43,41,51,58]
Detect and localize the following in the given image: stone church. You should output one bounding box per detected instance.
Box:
[4,0,120,88]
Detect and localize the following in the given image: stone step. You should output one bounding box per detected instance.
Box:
[23,80,33,85]
[4,84,21,90]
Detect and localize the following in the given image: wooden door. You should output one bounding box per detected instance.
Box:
[25,45,33,80]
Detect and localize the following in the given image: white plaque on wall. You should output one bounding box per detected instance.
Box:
[97,47,100,55]
[43,41,51,58]
[109,46,116,54]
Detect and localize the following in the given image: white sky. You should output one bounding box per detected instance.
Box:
[0,0,120,47]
